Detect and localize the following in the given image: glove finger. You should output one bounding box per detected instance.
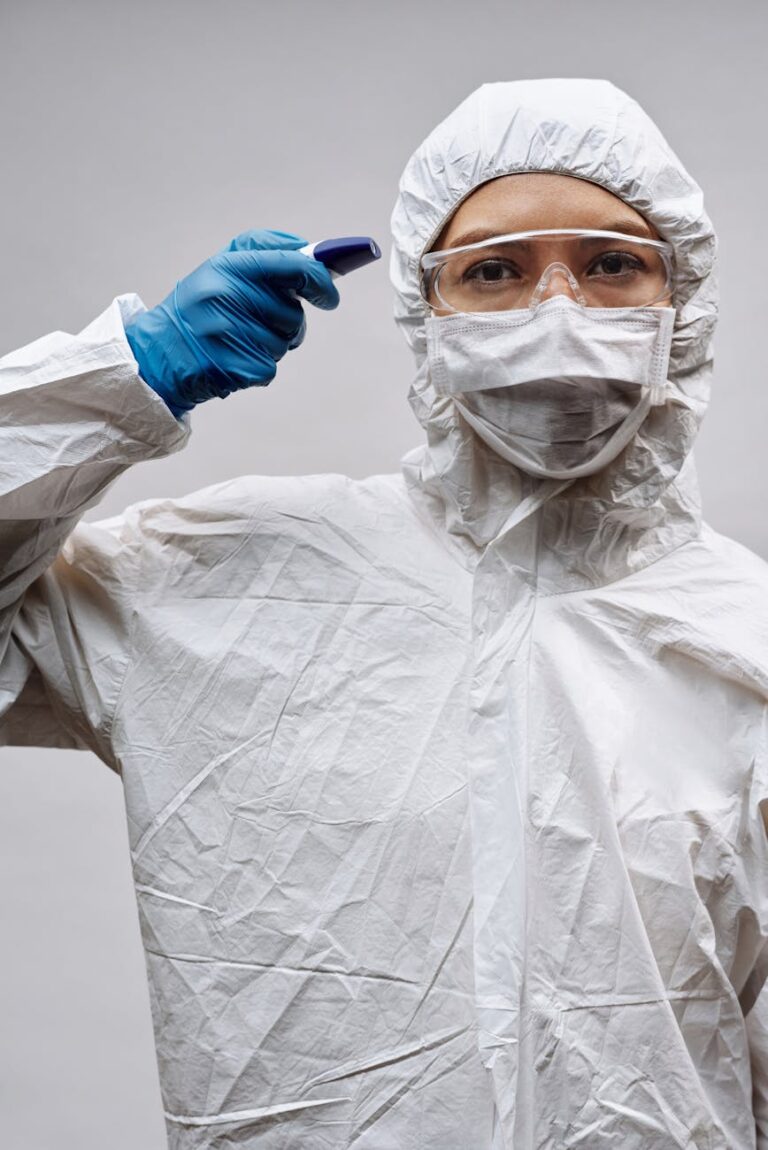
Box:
[216,329,280,387]
[225,313,300,363]
[224,229,308,254]
[201,253,307,342]
[237,280,308,343]
[287,313,307,351]
[232,248,341,312]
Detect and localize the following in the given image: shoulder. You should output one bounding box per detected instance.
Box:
[592,524,768,699]
[78,472,412,551]
[74,471,459,606]
[125,471,410,531]
[699,525,768,586]
[667,526,768,616]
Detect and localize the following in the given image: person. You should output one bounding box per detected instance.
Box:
[1,77,766,1150]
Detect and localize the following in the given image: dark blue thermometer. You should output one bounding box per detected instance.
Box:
[300,236,381,277]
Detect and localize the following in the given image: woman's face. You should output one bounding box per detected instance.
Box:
[426,172,671,313]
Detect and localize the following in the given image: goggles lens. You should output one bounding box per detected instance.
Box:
[420,230,674,313]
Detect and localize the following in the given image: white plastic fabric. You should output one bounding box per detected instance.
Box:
[1,79,767,1149]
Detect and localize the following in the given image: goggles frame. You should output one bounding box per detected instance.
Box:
[419,228,676,313]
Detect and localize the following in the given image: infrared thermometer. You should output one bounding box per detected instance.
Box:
[300,236,381,277]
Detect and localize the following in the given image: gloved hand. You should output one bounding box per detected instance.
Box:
[124,229,340,418]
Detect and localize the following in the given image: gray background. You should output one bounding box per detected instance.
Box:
[0,0,765,1145]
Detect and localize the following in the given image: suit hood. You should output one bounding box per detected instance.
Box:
[391,79,718,587]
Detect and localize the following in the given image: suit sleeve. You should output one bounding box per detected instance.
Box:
[0,295,189,764]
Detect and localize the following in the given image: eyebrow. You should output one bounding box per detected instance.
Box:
[444,219,655,249]
[586,219,655,239]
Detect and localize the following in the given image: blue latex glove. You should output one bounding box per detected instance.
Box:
[124,229,340,418]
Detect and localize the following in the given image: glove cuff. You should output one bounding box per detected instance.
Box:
[124,309,195,419]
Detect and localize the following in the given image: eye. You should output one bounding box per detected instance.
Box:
[462,258,521,285]
[587,250,645,278]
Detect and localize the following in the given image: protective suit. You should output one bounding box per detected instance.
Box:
[1,78,767,1148]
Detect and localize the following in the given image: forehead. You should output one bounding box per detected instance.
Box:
[437,173,656,248]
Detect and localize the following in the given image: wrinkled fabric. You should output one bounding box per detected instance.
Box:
[0,77,766,1150]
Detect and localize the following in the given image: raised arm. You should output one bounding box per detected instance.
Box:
[0,231,339,761]
[0,296,188,755]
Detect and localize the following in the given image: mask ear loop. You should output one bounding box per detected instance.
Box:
[648,306,676,406]
[529,263,587,308]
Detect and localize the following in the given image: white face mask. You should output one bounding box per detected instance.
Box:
[425,297,676,480]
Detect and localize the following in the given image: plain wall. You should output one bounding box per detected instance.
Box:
[0,1,765,1145]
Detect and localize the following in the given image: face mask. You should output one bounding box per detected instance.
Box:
[425,297,676,480]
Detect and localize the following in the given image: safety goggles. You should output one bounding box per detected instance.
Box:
[420,229,675,313]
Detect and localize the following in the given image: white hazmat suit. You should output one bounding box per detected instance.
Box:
[1,79,767,1148]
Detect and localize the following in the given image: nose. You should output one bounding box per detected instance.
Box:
[530,262,586,308]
